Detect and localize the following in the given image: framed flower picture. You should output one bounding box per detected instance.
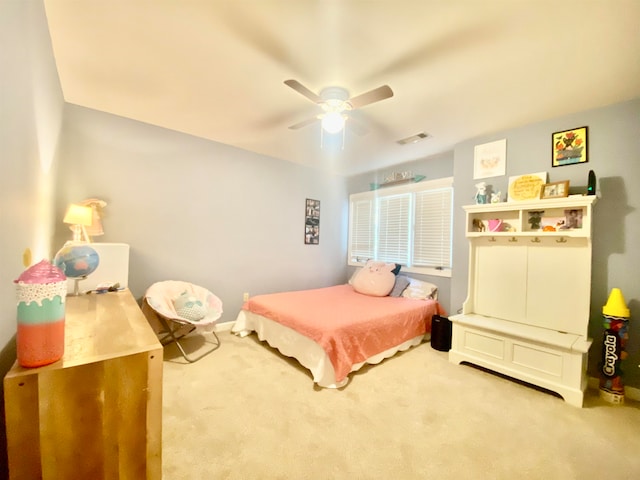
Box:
[552,126,588,167]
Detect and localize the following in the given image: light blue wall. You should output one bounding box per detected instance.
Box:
[54,105,350,323]
[346,151,454,314]
[452,98,640,388]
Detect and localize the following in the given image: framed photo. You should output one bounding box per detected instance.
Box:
[474,139,507,179]
[561,209,583,229]
[540,180,569,199]
[304,198,320,244]
[552,126,588,167]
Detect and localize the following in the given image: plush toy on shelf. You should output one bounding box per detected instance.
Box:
[474,182,488,204]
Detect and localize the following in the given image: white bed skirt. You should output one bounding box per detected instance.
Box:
[232,310,427,388]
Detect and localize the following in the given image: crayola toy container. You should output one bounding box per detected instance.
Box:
[598,288,630,404]
[14,260,67,367]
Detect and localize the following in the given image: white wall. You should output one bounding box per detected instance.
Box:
[452,98,640,388]
[54,105,350,322]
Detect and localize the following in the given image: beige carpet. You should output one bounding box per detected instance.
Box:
[161,331,640,480]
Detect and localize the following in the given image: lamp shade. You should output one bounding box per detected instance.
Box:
[63,204,92,227]
[63,204,92,243]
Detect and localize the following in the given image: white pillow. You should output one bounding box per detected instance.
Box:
[351,260,396,297]
[348,267,362,285]
[401,277,438,300]
[173,291,207,321]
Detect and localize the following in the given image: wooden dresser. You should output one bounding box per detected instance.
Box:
[449,196,596,407]
[4,289,163,479]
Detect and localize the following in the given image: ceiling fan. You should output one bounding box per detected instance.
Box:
[284,79,394,135]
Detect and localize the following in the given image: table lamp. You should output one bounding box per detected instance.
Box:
[63,204,92,243]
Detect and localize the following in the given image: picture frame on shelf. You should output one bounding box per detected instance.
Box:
[552,126,588,167]
[540,180,570,199]
[561,209,583,229]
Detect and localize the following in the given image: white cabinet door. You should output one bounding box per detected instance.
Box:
[473,241,527,321]
[526,239,591,336]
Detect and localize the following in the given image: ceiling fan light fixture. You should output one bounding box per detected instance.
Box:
[285,80,393,135]
[323,98,346,110]
[321,111,346,134]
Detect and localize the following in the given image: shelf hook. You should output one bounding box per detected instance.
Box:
[556,237,568,243]
[508,237,518,243]
[489,236,496,242]
[531,237,541,243]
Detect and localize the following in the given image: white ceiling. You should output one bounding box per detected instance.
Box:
[43,1,640,176]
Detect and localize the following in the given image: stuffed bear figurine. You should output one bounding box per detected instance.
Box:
[351,260,396,296]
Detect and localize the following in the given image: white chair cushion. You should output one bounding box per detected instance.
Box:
[144,280,223,331]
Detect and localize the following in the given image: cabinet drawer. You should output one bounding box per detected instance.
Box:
[461,328,505,360]
[512,342,563,377]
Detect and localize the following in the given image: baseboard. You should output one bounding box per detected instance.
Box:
[588,376,640,402]
[216,320,235,333]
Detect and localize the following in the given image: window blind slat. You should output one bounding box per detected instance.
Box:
[349,198,375,262]
[378,194,410,264]
[348,179,453,273]
[414,188,453,268]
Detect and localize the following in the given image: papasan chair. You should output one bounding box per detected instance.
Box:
[142,280,223,363]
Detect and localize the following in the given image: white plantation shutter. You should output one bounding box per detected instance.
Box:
[348,177,453,276]
[414,187,453,268]
[349,197,375,262]
[377,194,410,264]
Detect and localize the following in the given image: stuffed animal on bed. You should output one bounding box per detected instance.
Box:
[351,260,396,296]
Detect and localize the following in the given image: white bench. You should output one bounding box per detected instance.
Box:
[449,313,592,407]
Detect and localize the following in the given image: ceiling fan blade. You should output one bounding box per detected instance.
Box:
[218,5,310,78]
[284,79,322,104]
[288,116,319,130]
[348,85,394,109]
[362,24,499,81]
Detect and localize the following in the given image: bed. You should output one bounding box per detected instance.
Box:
[232,270,446,387]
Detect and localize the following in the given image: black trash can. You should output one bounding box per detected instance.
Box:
[430,315,452,351]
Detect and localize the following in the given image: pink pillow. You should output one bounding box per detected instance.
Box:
[352,261,396,296]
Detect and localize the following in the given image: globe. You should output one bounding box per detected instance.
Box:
[54,244,100,279]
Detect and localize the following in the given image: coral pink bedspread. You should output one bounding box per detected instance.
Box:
[243,284,446,382]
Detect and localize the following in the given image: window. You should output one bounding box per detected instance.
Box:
[348,177,453,277]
